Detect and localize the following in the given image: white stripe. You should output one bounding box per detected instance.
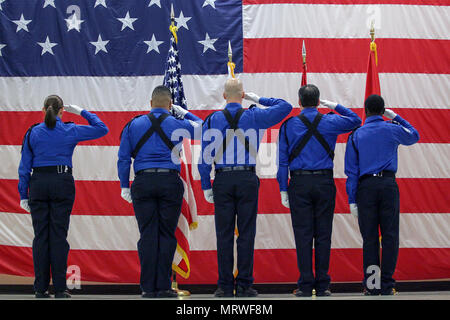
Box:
[243,4,450,39]
[2,143,449,180]
[0,73,448,111]
[0,212,448,250]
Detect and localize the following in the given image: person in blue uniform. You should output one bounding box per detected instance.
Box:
[198,78,292,297]
[118,85,202,298]
[345,94,419,296]
[18,95,108,298]
[277,84,361,297]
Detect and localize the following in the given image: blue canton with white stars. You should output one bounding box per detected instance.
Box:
[163,35,187,109]
[0,0,243,76]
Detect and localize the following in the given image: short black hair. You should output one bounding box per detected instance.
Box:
[298,84,320,108]
[364,94,385,115]
[151,85,172,107]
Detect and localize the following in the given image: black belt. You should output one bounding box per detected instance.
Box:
[215,166,256,173]
[290,169,333,176]
[33,166,72,174]
[360,170,395,182]
[136,168,179,175]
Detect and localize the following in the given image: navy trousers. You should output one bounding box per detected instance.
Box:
[288,174,336,293]
[131,171,183,293]
[29,172,75,293]
[357,176,400,294]
[212,171,259,292]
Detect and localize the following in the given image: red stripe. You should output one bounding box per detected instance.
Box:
[2,108,449,145]
[1,178,448,215]
[243,0,450,5]
[244,38,450,74]
[1,245,448,284]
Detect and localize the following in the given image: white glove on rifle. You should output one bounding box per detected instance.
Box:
[64,104,84,115]
[203,189,214,204]
[350,203,358,218]
[320,100,338,110]
[172,104,189,119]
[20,199,30,213]
[244,92,261,104]
[383,109,397,120]
[280,191,290,209]
[121,188,132,204]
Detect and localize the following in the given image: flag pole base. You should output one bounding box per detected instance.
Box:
[172,280,191,296]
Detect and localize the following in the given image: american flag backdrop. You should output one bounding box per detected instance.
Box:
[0,0,449,285]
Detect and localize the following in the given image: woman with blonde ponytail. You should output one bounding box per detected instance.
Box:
[18,95,109,299]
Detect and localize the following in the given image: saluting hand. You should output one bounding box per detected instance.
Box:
[349,203,358,218]
[244,92,261,104]
[280,192,290,208]
[64,105,84,115]
[203,189,214,204]
[320,100,338,110]
[171,104,189,119]
[20,199,30,213]
[121,188,132,204]
[383,109,397,120]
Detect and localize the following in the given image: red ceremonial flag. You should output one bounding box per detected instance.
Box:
[363,31,380,122]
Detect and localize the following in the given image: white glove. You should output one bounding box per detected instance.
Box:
[203,189,214,204]
[280,191,290,209]
[383,109,397,120]
[350,203,358,218]
[171,104,189,119]
[64,104,83,115]
[244,92,261,104]
[320,100,338,110]
[121,188,132,204]
[20,199,30,213]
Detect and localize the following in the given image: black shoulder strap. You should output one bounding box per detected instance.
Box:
[348,126,361,158]
[21,123,39,154]
[289,113,334,162]
[131,113,181,159]
[120,115,144,141]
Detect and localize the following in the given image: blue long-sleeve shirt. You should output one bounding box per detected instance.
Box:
[344,114,420,204]
[277,105,361,192]
[18,110,109,199]
[198,97,293,190]
[117,108,202,188]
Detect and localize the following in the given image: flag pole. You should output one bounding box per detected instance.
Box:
[167,2,190,297]
[228,40,236,78]
[301,40,307,86]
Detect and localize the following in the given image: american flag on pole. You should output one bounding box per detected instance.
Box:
[162,21,198,279]
[0,0,449,285]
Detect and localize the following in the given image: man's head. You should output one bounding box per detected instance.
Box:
[364,94,385,117]
[298,84,320,109]
[223,78,244,103]
[151,85,172,110]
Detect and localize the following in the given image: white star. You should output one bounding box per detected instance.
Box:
[90,34,109,54]
[175,11,191,30]
[198,33,218,53]
[0,0,5,11]
[148,0,161,8]
[12,14,32,33]
[37,36,58,56]
[43,0,55,8]
[65,13,84,32]
[202,0,217,9]
[117,11,138,31]
[144,34,163,54]
[0,44,6,57]
[94,0,107,8]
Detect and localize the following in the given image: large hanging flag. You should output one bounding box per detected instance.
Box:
[162,7,198,279]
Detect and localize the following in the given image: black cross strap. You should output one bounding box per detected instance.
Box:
[213,108,258,163]
[131,113,179,159]
[288,113,334,163]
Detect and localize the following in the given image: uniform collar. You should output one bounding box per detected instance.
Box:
[300,107,318,115]
[151,108,170,114]
[225,102,243,110]
[365,115,384,124]
[56,116,62,122]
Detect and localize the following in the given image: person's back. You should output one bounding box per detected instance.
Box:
[344,94,419,296]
